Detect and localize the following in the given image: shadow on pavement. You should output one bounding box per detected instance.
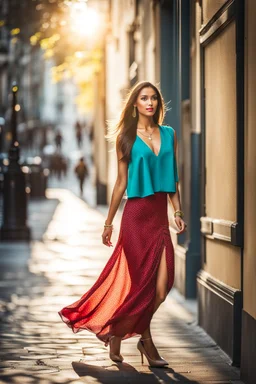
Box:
[73,361,201,383]
[0,198,59,302]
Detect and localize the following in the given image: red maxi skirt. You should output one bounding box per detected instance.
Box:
[58,192,175,345]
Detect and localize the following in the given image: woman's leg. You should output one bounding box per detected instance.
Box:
[141,246,168,359]
[109,336,122,355]
[154,245,168,312]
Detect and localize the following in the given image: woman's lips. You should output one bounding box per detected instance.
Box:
[146,108,153,111]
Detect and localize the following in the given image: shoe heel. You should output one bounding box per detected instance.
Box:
[137,338,169,368]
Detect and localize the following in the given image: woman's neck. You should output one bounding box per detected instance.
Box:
[137,116,156,131]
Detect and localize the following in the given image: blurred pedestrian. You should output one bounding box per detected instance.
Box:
[55,130,63,150]
[75,121,83,148]
[74,157,89,195]
[89,122,94,142]
[59,81,187,366]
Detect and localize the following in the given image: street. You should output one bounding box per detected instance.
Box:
[0,189,244,384]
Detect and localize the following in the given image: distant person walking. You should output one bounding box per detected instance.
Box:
[75,121,83,149]
[55,130,63,150]
[74,157,89,195]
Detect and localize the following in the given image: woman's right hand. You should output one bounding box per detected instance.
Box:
[174,216,187,234]
[102,227,113,247]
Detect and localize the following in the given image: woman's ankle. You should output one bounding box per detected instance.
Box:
[141,332,151,340]
[141,337,152,342]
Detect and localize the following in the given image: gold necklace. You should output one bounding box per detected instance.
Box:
[137,126,155,141]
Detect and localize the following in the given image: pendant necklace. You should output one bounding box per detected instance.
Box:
[137,126,155,140]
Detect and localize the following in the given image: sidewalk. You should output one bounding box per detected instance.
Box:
[0,189,244,384]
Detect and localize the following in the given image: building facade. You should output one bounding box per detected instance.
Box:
[105,1,255,383]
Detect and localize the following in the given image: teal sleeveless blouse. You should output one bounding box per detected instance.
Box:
[126,125,179,198]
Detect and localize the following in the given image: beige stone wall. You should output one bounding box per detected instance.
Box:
[204,239,241,289]
[243,0,256,319]
[93,69,107,187]
[203,21,240,288]
[205,21,237,222]
[154,3,161,85]
[137,0,157,83]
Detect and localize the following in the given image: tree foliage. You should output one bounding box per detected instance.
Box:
[1,0,106,113]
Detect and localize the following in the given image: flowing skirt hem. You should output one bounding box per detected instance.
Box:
[58,309,143,346]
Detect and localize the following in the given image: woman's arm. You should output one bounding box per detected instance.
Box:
[168,188,181,212]
[105,141,128,225]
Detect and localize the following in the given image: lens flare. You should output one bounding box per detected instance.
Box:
[70,3,100,37]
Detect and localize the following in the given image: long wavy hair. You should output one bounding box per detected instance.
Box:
[105,81,166,163]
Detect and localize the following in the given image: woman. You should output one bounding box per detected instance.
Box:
[58,81,186,367]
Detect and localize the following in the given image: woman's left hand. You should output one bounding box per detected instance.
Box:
[174,217,187,234]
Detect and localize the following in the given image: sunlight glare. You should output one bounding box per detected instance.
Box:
[70,2,100,37]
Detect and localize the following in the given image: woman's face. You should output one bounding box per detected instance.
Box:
[134,87,158,118]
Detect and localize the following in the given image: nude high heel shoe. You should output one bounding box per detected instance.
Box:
[137,337,169,367]
[107,336,124,363]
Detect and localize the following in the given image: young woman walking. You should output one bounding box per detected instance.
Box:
[58,81,187,367]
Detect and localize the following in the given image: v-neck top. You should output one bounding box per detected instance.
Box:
[126,125,179,198]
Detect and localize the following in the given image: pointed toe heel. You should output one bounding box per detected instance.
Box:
[109,353,124,363]
[108,336,124,363]
[137,338,169,368]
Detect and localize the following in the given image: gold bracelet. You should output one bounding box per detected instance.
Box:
[104,222,113,228]
[174,210,184,218]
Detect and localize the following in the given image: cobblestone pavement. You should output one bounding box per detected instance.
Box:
[0,189,244,384]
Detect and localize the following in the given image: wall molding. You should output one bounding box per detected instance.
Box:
[200,216,242,246]
[199,0,235,45]
[241,310,256,384]
[197,269,242,366]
